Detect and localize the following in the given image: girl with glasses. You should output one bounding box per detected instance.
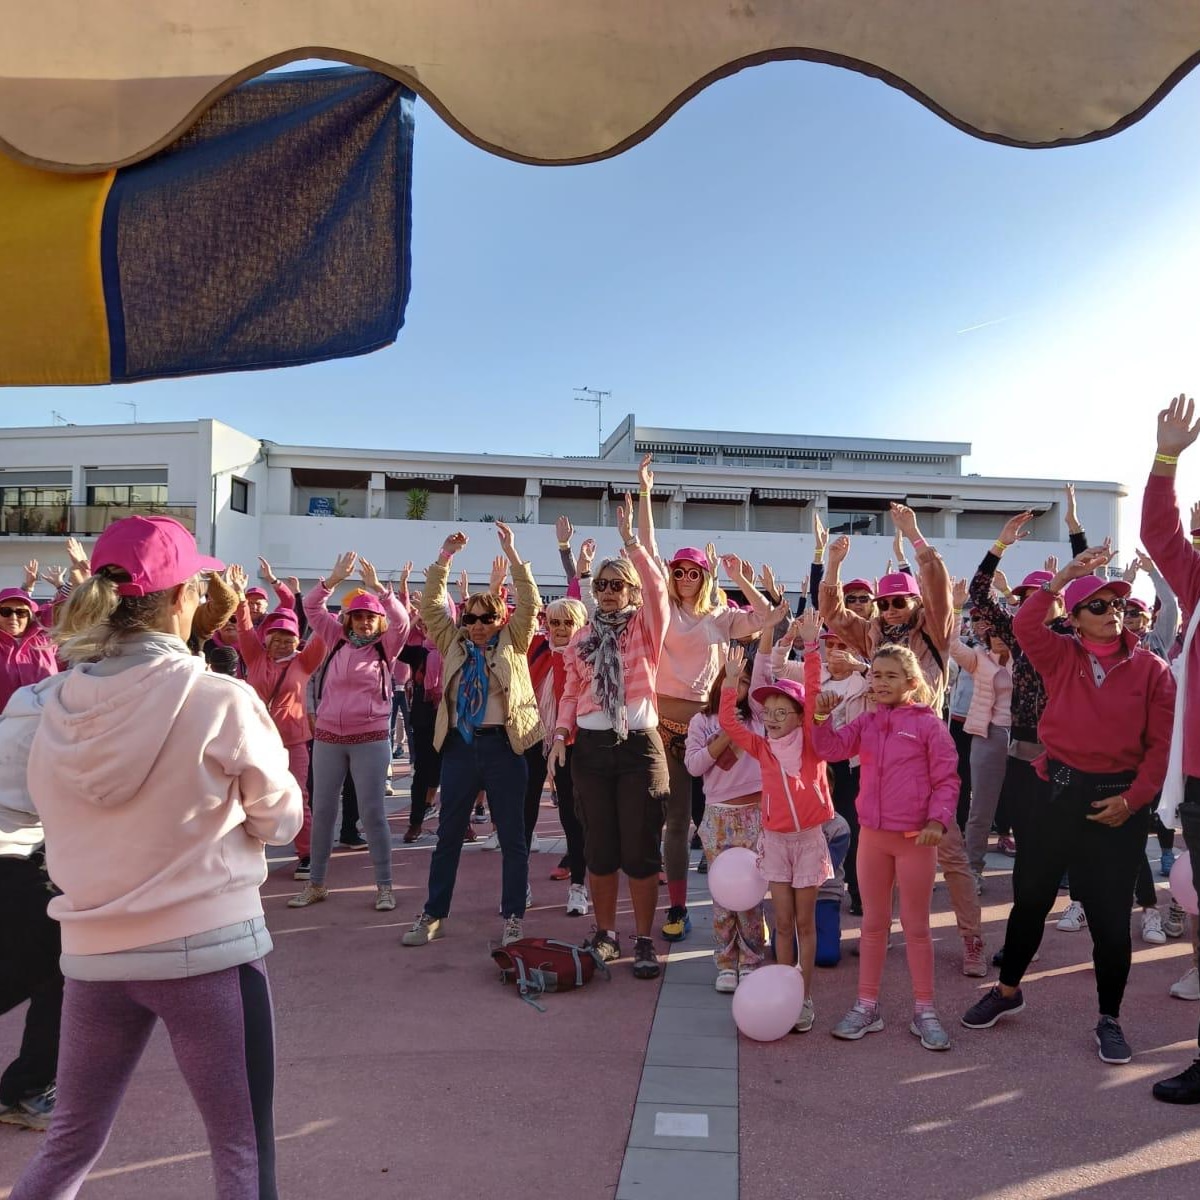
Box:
[962,543,1174,1067]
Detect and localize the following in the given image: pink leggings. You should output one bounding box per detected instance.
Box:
[856,827,937,1005]
[287,742,312,859]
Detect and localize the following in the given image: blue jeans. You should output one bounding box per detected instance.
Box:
[425,730,529,919]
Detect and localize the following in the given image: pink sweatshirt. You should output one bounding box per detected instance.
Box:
[0,626,59,714]
[684,710,764,803]
[303,584,410,736]
[236,604,325,747]
[27,650,302,956]
[657,604,767,701]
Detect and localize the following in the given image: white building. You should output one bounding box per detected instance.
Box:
[0,416,1125,600]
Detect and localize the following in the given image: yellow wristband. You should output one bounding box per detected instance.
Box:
[991,540,1008,556]
[1155,453,1180,465]
[813,712,830,724]
[813,549,825,564]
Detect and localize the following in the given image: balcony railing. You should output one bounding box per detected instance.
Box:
[0,504,197,537]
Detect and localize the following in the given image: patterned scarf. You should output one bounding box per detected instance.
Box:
[348,630,380,648]
[577,606,636,739]
[456,638,494,742]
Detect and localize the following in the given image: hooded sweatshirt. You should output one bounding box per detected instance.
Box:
[26,634,302,959]
[0,624,59,714]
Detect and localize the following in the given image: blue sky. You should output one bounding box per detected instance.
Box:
[13,58,1200,506]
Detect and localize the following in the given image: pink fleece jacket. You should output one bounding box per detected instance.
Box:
[1141,470,1200,780]
[0,626,59,714]
[657,604,767,701]
[236,604,326,747]
[26,653,302,956]
[303,584,410,736]
[811,702,960,833]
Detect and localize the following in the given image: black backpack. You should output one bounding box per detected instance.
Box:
[315,638,390,704]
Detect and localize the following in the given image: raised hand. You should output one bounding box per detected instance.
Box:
[65,537,89,567]
[952,577,969,609]
[705,542,719,573]
[827,647,866,675]
[457,567,470,601]
[1157,394,1200,458]
[440,533,468,560]
[495,519,519,562]
[997,510,1034,547]
[1054,541,1114,585]
[724,643,746,682]
[616,495,634,543]
[22,559,38,590]
[827,535,850,569]
[638,453,654,494]
[812,509,828,553]
[889,502,919,540]
[1063,483,1081,533]
[555,515,574,545]
[359,558,382,593]
[40,564,67,588]
[760,562,779,598]
[490,554,509,592]
[719,554,749,585]
[328,551,358,587]
[578,538,596,575]
[1043,555,1059,575]
[892,529,904,565]
[993,568,1010,596]
[814,690,842,717]
[227,563,249,596]
[257,556,277,584]
[399,561,413,587]
[797,607,822,644]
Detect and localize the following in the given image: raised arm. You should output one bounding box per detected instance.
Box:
[819,535,875,657]
[892,503,953,651]
[1015,543,1115,675]
[420,533,468,656]
[635,453,660,563]
[1140,394,1200,611]
[496,521,541,653]
[717,646,761,755]
[556,515,577,584]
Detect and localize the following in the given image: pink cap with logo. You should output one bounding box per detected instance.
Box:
[91,516,224,597]
[875,572,921,600]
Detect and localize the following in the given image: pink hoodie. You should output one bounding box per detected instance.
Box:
[26,651,302,956]
[303,584,410,736]
[0,625,59,714]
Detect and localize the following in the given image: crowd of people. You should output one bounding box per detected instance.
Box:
[2,403,1200,1196]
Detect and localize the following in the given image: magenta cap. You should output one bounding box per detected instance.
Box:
[843,578,875,597]
[751,678,806,709]
[91,516,224,597]
[669,547,710,571]
[261,611,300,637]
[1063,575,1131,612]
[875,572,921,600]
[244,586,269,601]
[344,593,386,616]
[0,588,35,609]
[1011,570,1053,596]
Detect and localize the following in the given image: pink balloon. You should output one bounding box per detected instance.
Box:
[1170,853,1198,915]
[707,846,769,911]
[731,965,806,1042]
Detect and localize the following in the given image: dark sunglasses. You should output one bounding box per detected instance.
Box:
[844,593,874,605]
[877,596,913,612]
[593,579,629,593]
[462,612,499,626]
[0,606,32,619]
[546,617,576,628]
[671,567,703,582]
[1076,597,1127,616]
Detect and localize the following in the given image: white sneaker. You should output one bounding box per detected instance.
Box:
[1162,901,1187,938]
[481,831,500,851]
[565,883,590,917]
[1170,966,1200,1001]
[793,997,815,1033]
[1056,901,1086,932]
[502,916,523,946]
[714,969,738,994]
[529,833,542,853]
[1141,907,1166,945]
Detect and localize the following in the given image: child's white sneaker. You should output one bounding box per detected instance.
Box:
[714,969,738,994]
[793,997,815,1033]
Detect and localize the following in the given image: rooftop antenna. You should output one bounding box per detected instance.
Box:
[118,401,138,424]
[51,410,68,426]
[574,386,610,457]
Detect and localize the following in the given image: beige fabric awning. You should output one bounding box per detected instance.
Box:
[2,1,1198,171]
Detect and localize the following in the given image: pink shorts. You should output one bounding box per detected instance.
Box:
[756,827,833,890]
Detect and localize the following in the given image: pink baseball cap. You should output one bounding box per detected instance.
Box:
[843,578,875,597]
[245,586,269,601]
[344,593,386,616]
[261,611,300,637]
[1011,570,1053,597]
[0,588,35,610]
[875,572,921,600]
[751,678,806,710]
[91,516,224,597]
[1123,596,1150,615]
[1063,575,1131,612]
[669,547,710,571]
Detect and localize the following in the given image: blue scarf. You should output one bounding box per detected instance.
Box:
[456,638,494,742]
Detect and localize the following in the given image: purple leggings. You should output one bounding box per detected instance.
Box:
[11,961,277,1200]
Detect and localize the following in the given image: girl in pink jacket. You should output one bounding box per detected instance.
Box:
[812,644,959,1052]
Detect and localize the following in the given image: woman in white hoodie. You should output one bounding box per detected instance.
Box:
[6,516,302,1200]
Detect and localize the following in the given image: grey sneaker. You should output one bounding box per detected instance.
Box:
[831,1002,883,1041]
[375,886,396,912]
[502,916,523,946]
[793,997,816,1034]
[1162,901,1187,939]
[1095,1016,1132,1065]
[287,883,329,909]
[910,1010,951,1051]
[401,913,444,946]
[962,986,1025,1029]
[0,1084,55,1132]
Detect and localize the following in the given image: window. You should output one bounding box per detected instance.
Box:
[231,478,250,514]
[86,484,169,506]
[827,509,889,536]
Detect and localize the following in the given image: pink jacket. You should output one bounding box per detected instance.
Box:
[26,651,302,956]
[684,710,764,803]
[949,640,1012,736]
[1141,471,1200,780]
[657,603,767,701]
[303,585,410,737]
[236,604,325,747]
[811,702,959,833]
[1,626,59,714]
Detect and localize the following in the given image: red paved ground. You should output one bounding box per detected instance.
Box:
[739,866,1200,1200]
[0,775,661,1199]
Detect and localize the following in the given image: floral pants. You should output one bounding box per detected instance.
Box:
[698,802,768,972]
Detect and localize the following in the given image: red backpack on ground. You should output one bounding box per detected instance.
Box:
[491,938,611,1010]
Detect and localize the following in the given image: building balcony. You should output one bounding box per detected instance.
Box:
[0,503,197,538]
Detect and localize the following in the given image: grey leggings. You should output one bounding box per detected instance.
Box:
[310,738,393,887]
[965,724,1010,876]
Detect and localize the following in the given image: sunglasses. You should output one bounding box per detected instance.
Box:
[546,617,576,628]
[462,612,499,626]
[593,578,629,593]
[877,596,914,612]
[1076,597,1127,616]
[671,567,703,582]
[0,606,31,619]
[844,593,874,605]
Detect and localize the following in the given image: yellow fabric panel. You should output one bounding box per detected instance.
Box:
[0,153,113,385]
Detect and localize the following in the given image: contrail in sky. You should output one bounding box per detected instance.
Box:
[956,315,1017,335]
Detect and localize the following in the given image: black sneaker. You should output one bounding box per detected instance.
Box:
[961,986,1025,1029]
[689,833,703,850]
[696,856,708,875]
[585,929,622,964]
[991,946,1005,968]
[1095,1016,1132,1065]
[338,831,367,849]
[1152,1058,1200,1104]
[293,856,311,881]
[633,936,661,980]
